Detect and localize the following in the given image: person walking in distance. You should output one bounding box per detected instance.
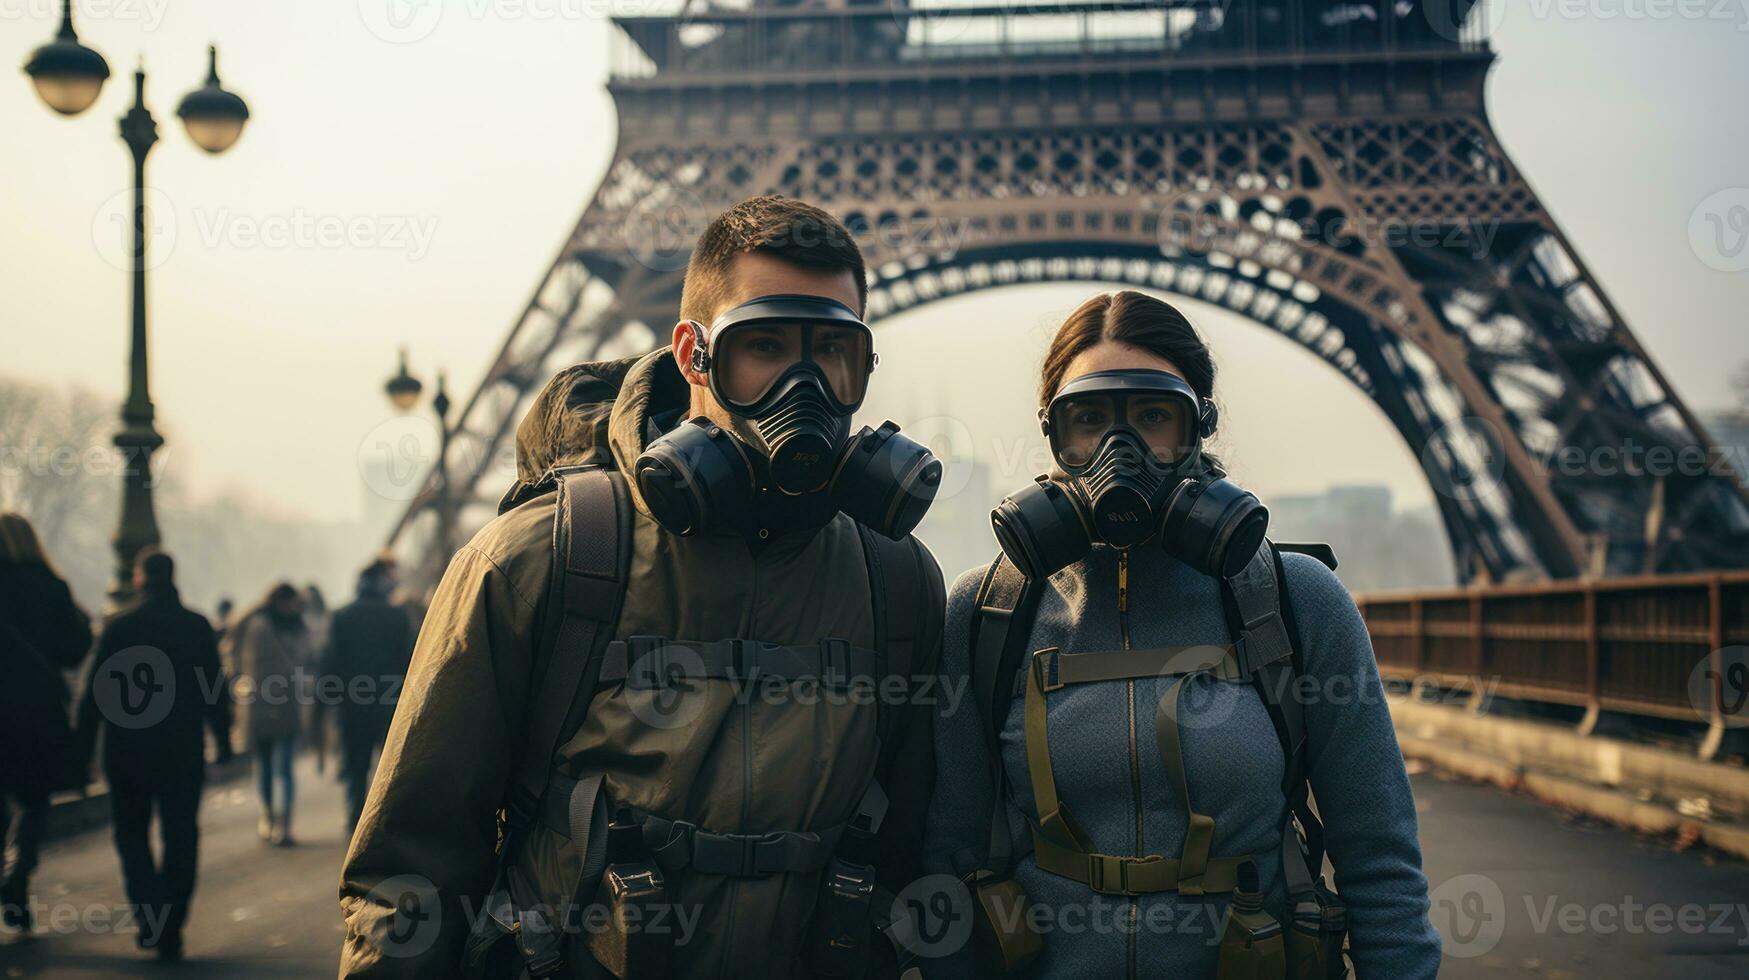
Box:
[319,560,413,834]
[0,512,91,933]
[74,548,232,960]
[225,582,315,846]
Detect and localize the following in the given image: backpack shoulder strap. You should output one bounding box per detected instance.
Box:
[509,466,632,822]
[1223,540,1327,892]
[857,525,943,773]
[967,553,1043,873]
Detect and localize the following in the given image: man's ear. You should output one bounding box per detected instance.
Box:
[672,320,708,387]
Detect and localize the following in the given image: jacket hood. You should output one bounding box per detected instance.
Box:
[499,347,691,518]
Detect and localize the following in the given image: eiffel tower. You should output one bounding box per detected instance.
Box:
[386,0,1749,587]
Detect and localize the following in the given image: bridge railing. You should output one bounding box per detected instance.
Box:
[1357,571,1749,754]
[609,2,1491,84]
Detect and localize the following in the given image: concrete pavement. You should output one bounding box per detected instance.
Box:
[4,760,1748,977]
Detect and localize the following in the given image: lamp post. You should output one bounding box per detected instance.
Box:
[383,351,455,558]
[24,3,251,604]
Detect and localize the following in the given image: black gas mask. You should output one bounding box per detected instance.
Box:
[991,369,1268,580]
[634,295,941,540]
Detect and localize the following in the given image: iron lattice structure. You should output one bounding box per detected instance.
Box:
[389,0,1749,587]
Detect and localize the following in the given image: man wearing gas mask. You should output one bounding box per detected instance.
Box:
[340,196,947,980]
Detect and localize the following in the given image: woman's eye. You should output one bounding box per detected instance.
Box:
[1072,410,1108,427]
[749,338,785,355]
[1138,409,1174,426]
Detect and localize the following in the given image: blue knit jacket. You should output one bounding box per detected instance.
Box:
[921,543,1442,978]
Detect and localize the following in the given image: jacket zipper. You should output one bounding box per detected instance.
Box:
[720,549,760,974]
[1119,547,1141,980]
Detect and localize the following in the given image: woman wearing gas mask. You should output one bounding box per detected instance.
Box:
[920,291,1440,979]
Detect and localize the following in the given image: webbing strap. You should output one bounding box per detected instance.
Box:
[1026,644,1243,692]
[1023,645,1251,897]
[596,636,882,688]
[511,469,630,820]
[638,813,841,879]
[1228,544,1296,675]
[1157,674,1217,895]
[969,556,1036,872]
[1227,542,1327,896]
[1031,832,1250,897]
[1023,648,1085,854]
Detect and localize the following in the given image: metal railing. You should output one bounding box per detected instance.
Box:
[608,1,1493,83]
[1358,571,1749,756]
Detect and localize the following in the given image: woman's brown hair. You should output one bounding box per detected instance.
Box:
[1039,290,1217,408]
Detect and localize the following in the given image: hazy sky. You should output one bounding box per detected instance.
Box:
[4,1,1747,532]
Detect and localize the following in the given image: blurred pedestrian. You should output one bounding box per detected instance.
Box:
[319,561,412,833]
[0,512,91,933]
[224,582,314,847]
[73,548,231,960]
[212,597,234,642]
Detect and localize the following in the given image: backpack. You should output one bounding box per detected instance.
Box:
[960,541,1348,977]
[462,462,939,980]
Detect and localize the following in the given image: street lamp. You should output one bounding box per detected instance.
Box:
[383,353,454,558]
[22,1,109,115]
[24,13,252,605]
[176,46,250,154]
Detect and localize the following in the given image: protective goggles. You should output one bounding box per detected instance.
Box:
[687,294,877,416]
[1040,369,1213,474]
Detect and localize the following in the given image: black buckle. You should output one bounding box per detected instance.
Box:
[514,907,564,977]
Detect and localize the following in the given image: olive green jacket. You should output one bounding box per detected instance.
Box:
[338,349,944,978]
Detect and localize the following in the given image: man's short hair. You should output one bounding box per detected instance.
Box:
[135,546,174,587]
[679,195,866,325]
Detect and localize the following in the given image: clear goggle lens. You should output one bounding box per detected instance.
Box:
[1049,390,1197,472]
[712,320,873,410]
